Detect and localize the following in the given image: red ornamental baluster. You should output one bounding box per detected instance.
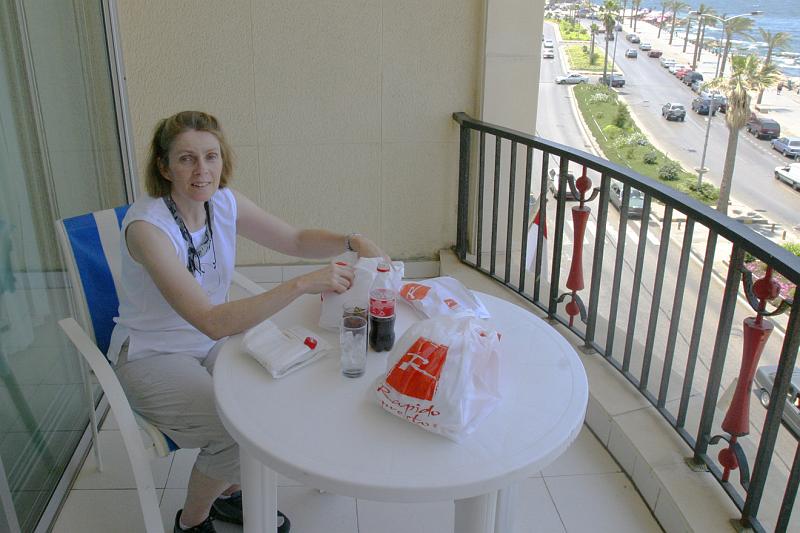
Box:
[718,266,779,482]
[565,167,592,327]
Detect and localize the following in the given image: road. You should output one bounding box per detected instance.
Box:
[592,29,800,231]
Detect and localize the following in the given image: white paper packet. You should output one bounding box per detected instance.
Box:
[242,319,331,378]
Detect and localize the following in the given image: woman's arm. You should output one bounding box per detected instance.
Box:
[126,220,355,340]
[233,190,387,259]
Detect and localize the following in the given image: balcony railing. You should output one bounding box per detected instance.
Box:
[453,112,800,532]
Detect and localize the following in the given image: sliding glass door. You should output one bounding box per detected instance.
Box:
[0,0,128,529]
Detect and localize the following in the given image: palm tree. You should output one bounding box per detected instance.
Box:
[717,17,755,78]
[706,55,779,213]
[589,23,600,64]
[600,0,621,84]
[657,0,670,39]
[690,6,716,70]
[682,15,692,53]
[756,29,792,104]
[668,1,689,45]
[631,0,642,32]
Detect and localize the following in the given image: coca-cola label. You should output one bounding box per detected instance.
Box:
[370,297,395,318]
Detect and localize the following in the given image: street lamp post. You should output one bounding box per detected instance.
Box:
[695,94,718,188]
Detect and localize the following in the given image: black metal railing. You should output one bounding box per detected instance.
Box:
[453,112,800,532]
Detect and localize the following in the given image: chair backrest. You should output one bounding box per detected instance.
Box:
[56,205,130,355]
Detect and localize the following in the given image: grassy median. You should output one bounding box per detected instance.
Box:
[546,19,590,41]
[573,83,719,205]
[565,45,615,73]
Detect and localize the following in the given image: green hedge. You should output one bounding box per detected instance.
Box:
[565,45,612,72]
[573,84,719,205]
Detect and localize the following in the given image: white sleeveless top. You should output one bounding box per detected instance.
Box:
[109,188,237,362]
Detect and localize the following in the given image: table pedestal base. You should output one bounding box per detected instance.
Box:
[241,451,276,533]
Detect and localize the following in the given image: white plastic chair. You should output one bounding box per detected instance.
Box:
[56,206,264,532]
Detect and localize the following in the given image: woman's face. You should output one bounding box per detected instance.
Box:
[160,129,223,204]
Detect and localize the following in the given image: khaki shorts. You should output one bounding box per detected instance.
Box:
[115,340,240,484]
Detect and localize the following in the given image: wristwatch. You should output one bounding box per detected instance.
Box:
[345,233,361,252]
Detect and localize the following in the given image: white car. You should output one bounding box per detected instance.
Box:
[543,49,555,59]
[543,39,554,48]
[639,42,652,51]
[668,63,687,74]
[660,57,676,68]
[555,73,589,85]
[775,163,800,189]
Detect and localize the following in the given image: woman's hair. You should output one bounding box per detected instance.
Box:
[144,111,235,197]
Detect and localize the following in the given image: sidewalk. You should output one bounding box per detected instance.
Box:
[624,17,800,137]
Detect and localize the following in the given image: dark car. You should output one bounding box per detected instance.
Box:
[754,365,800,437]
[691,96,718,115]
[647,49,663,58]
[599,73,625,87]
[626,33,640,43]
[746,116,781,140]
[609,180,644,218]
[683,71,704,86]
[661,103,686,121]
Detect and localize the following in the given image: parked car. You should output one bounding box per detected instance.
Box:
[683,71,704,86]
[698,91,727,113]
[675,67,691,80]
[753,365,800,437]
[668,63,688,74]
[771,137,800,158]
[648,49,663,58]
[625,48,638,58]
[543,39,554,48]
[626,33,640,43]
[660,57,676,68]
[548,169,579,200]
[691,96,718,115]
[543,49,555,59]
[775,163,800,189]
[555,73,590,85]
[609,180,644,218]
[599,73,626,87]
[690,79,703,92]
[661,103,686,121]
[639,42,652,51]
[746,116,781,140]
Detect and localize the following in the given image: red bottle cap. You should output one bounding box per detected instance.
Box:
[377,262,391,273]
[335,261,348,266]
[304,337,318,349]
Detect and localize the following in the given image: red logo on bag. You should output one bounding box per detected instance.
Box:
[400,283,430,301]
[444,298,459,309]
[385,337,448,401]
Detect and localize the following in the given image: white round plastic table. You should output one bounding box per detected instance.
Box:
[213,291,587,533]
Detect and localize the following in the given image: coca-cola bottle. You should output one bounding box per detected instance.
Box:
[369,262,396,352]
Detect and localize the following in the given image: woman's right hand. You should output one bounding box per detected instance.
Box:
[297,261,355,295]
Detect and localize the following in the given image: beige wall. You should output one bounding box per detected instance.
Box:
[117,0,485,264]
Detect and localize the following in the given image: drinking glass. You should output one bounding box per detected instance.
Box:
[340,315,367,378]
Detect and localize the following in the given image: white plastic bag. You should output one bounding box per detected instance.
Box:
[399,276,490,319]
[318,258,404,331]
[242,319,331,379]
[375,315,501,441]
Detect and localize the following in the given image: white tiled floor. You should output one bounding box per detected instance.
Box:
[53,415,663,533]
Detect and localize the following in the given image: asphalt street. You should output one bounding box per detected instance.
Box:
[589,28,800,231]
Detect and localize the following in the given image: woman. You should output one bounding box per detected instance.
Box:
[110,111,385,533]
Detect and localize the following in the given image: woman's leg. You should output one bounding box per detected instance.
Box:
[117,353,241,526]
